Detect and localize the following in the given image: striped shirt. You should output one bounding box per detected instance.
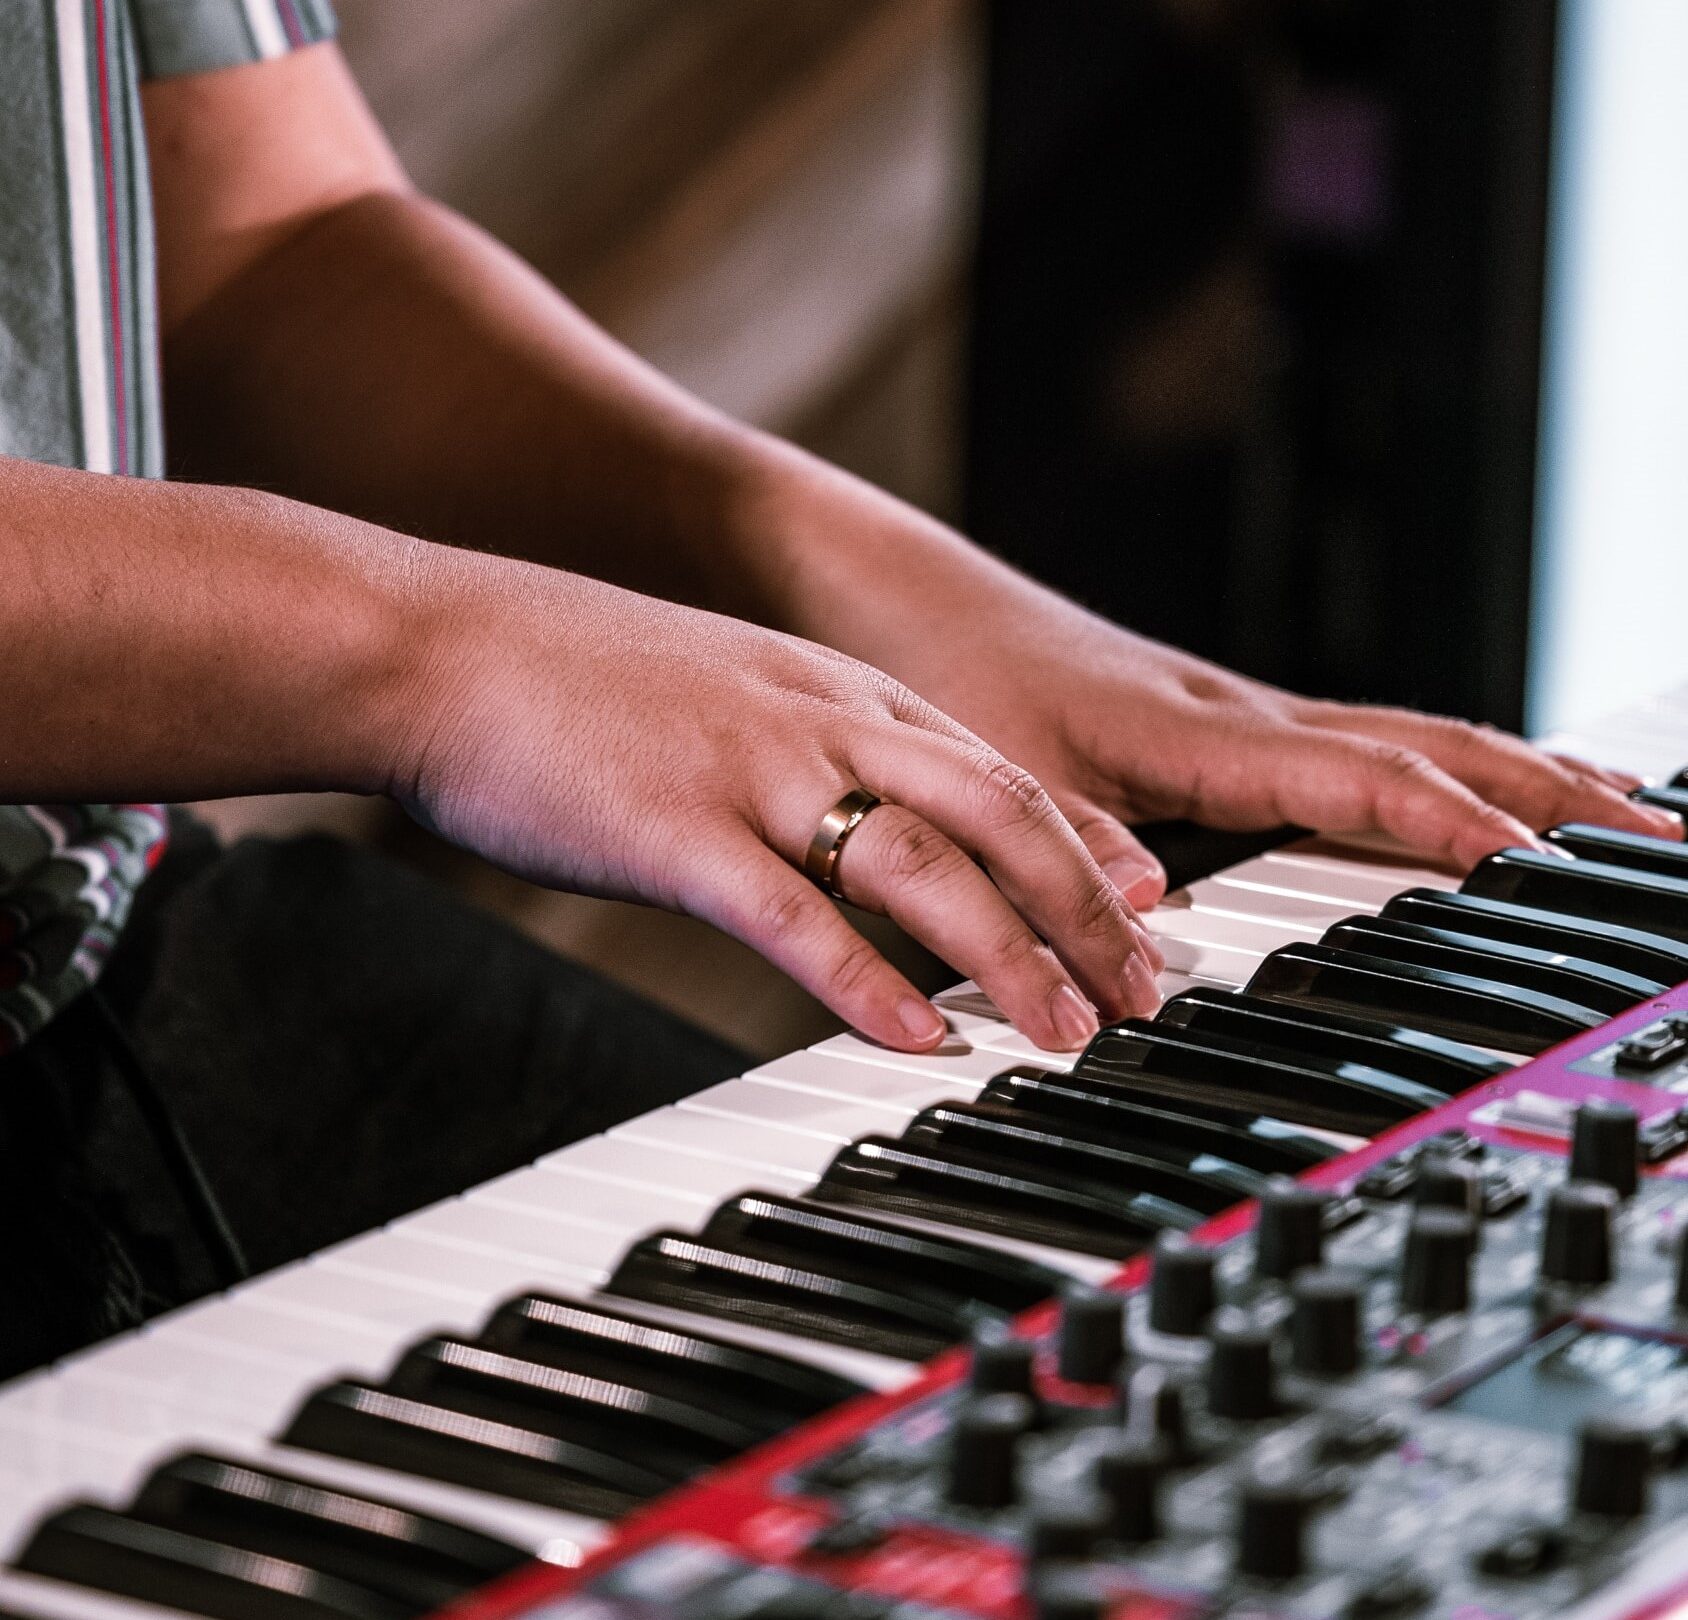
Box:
[0,0,336,1051]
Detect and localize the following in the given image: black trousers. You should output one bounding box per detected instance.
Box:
[0,814,746,1382]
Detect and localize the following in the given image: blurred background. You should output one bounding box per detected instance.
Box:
[196,0,1688,1059]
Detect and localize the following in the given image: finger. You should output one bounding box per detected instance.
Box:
[1247,726,1542,870]
[705,842,950,1052]
[1061,795,1169,914]
[1305,707,1681,842]
[845,729,1151,1022]
[834,803,1129,1048]
[1546,751,1645,795]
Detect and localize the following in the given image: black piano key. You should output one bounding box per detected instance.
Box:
[1545,822,1688,883]
[17,1503,407,1620]
[1465,848,1688,944]
[1245,942,1601,1055]
[126,1453,523,1609]
[383,1338,759,1481]
[1633,784,1688,819]
[812,1135,1200,1260]
[899,1102,1269,1214]
[1154,987,1506,1095]
[479,1293,865,1432]
[1380,888,1688,988]
[278,1382,669,1518]
[1321,916,1661,1017]
[606,1229,979,1361]
[1075,1020,1443,1135]
[977,1066,1340,1176]
[700,1194,1062,1314]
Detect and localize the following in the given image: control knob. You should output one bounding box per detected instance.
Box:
[1095,1433,1167,1543]
[1573,1414,1654,1520]
[1236,1467,1317,1580]
[1399,1207,1476,1316]
[1539,1180,1617,1287]
[947,1392,1035,1510]
[1057,1287,1126,1384]
[1255,1179,1328,1280]
[1147,1231,1216,1337]
[1569,1099,1640,1199]
[1207,1310,1278,1420]
[1289,1267,1364,1376]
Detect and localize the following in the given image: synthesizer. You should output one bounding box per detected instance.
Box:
[3,688,1688,1618]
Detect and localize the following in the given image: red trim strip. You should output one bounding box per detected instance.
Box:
[90,0,126,475]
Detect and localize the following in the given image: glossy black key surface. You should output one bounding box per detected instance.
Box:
[701,1194,1062,1313]
[126,1453,525,1608]
[1545,822,1688,883]
[1321,916,1661,1016]
[900,1102,1268,1214]
[813,1136,1201,1260]
[384,1338,758,1482]
[1075,1020,1443,1135]
[279,1382,668,1517]
[977,1067,1340,1175]
[606,1228,982,1360]
[1246,942,1601,1055]
[480,1293,864,1432]
[1634,784,1688,818]
[1465,848,1688,944]
[1154,987,1506,1095]
[1380,888,1688,988]
[18,1503,407,1620]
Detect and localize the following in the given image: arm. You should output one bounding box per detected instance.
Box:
[149,46,1679,905]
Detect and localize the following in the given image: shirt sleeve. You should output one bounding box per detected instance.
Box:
[127,0,337,81]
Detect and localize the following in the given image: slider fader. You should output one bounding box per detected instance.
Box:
[458,987,1688,1620]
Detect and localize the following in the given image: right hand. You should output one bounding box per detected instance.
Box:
[391,556,1164,1053]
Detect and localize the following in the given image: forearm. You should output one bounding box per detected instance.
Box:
[163,189,796,619]
[0,456,429,802]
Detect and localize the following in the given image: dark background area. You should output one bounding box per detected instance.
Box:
[967,0,1558,733]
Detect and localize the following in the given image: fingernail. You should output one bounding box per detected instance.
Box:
[1124,951,1162,1016]
[1105,856,1166,909]
[1131,919,1166,974]
[1050,983,1100,1050]
[897,997,947,1048]
[1646,808,1685,840]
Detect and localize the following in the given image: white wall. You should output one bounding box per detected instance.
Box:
[1530,0,1688,731]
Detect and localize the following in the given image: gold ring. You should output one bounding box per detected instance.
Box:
[803,789,884,898]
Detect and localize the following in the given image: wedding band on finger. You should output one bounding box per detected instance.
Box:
[803,788,885,899]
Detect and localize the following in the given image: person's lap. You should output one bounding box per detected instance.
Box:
[0,813,748,1379]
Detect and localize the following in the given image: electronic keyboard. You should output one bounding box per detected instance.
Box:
[4,686,1688,1619]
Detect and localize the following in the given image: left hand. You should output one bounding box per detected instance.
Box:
[751,458,1679,909]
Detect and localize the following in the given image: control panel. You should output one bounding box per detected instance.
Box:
[449,990,1688,1620]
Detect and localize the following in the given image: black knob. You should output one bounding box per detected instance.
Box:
[1148,1232,1216,1336]
[1031,1569,1109,1620]
[947,1392,1034,1509]
[1207,1310,1278,1420]
[1255,1180,1329,1280]
[1236,1468,1316,1580]
[1569,1099,1640,1199]
[1540,1180,1617,1286]
[1095,1434,1167,1543]
[1674,1226,1688,1313]
[1399,1208,1476,1316]
[1415,1154,1483,1220]
[1028,1491,1111,1565]
[1290,1267,1364,1376]
[970,1329,1036,1400]
[1119,1363,1190,1462]
[1058,1287,1126,1384]
[1573,1414,1654,1519]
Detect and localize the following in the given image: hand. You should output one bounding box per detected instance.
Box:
[742,459,1679,908]
[391,555,1164,1052]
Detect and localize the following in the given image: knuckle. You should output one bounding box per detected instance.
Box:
[1362,741,1440,788]
[823,935,886,1003]
[1070,878,1129,943]
[988,918,1057,978]
[970,752,1059,829]
[883,817,958,890]
[751,882,819,950]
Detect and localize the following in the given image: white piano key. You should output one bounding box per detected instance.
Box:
[1538,729,1680,780]
[1144,900,1324,956]
[1185,874,1356,932]
[0,1570,195,1620]
[608,1107,843,1182]
[1256,848,1453,904]
[481,1164,714,1228]
[155,1296,396,1380]
[747,1047,987,1108]
[1146,934,1261,989]
[537,1133,810,1200]
[55,1331,316,1429]
[318,1225,605,1297]
[391,1200,631,1278]
[677,1077,920,1142]
[814,1023,1063,1080]
[226,1259,487,1342]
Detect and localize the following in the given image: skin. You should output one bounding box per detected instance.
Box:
[1,45,1668,1061]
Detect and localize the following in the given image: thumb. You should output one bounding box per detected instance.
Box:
[1062,795,1167,910]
